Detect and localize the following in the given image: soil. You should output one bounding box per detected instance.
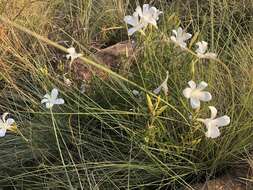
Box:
[188,164,253,190]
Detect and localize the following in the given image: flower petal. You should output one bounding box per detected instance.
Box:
[182,32,192,41]
[0,128,7,137]
[153,71,169,95]
[54,98,65,105]
[135,6,143,17]
[213,116,230,127]
[142,4,150,15]
[198,91,212,101]
[170,36,177,43]
[177,27,183,36]
[124,15,137,26]
[43,94,50,99]
[190,97,200,109]
[150,7,162,20]
[127,28,138,36]
[147,18,157,27]
[179,42,187,48]
[162,84,169,95]
[51,88,59,100]
[208,106,218,119]
[2,112,8,122]
[205,126,220,138]
[183,88,192,98]
[197,81,208,90]
[196,41,202,47]
[41,98,49,104]
[172,30,177,36]
[6,118,15,126]
[188,80,196,89]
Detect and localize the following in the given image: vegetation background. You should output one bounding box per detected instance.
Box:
[0,0,253,189]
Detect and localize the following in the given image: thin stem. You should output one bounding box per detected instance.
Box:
[50,108,73,189]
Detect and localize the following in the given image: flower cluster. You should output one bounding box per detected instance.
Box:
[124,4,162,35]
[170,28,217,59]
[124,4,227,139]
[124,4,217,59]
[183,81,230,138]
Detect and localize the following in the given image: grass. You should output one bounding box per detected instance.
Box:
[0,0,253,189]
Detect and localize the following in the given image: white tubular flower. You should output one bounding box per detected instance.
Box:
[183,80,212,109]
[66,47,82,62]
[135,4,162,28]
[197,106,230,138]
[153,71,169,95]
[0,113,16,137]
[124,12,145,36]
[196,41,217,59]
[124,4,162,35]
[170,27,192,48]
[41,88,65,109]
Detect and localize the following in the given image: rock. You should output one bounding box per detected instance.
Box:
[69,40,135,82]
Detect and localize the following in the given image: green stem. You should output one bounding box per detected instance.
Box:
[50,109,73,189]
[16,129,29,142]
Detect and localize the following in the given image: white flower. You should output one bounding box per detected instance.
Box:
[183,80,212,109]
[66,47,82,62]
[196,41,217,59]
[197,106,230,138]
[124,12,145,36]
[0,113,16,137]
[132,89,140,96]
[41,88,65,109]
[170,27,192,48]
[135,4,162,28]
[153,71,169,95]
[124,4,162,35]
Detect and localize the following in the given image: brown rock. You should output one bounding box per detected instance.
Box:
[69,40,135,82]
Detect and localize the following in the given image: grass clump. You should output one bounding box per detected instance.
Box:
[0,0,252,189]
